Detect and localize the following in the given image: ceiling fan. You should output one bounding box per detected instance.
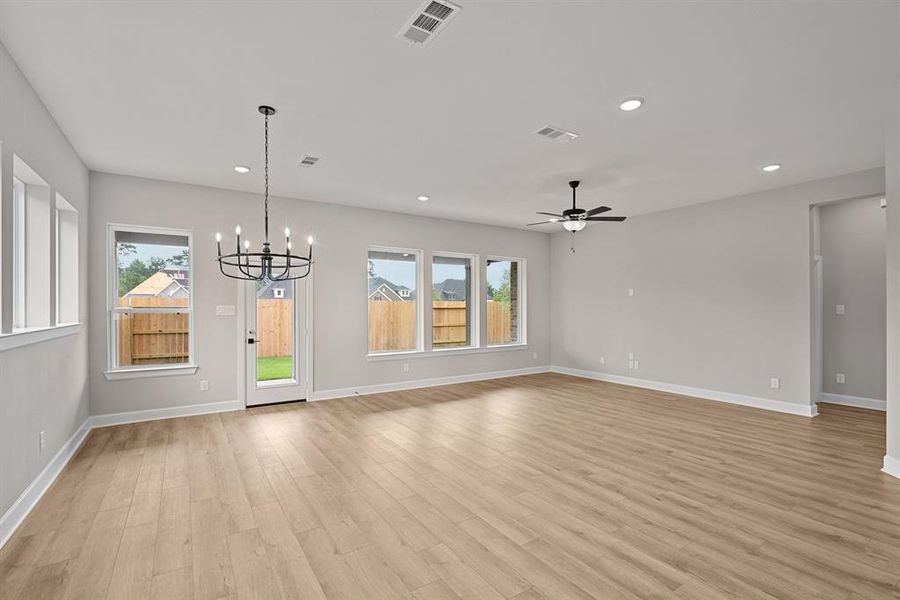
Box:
[527,180,626,232]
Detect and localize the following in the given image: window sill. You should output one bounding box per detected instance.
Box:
[0,323,84,352]
[367,344,527,361]
[104,364,199,381]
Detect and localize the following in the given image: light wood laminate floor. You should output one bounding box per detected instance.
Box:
[1,373,899,599]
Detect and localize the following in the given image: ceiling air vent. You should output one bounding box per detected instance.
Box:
[397,0,461,47]
[299,156,320,167]
[535,125,579,143]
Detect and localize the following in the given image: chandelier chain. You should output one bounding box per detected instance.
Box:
[264,112,269,243]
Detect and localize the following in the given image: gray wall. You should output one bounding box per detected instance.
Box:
[0,41,90,519]
[549,168,885,408]
[820,197,886,400]
[88,172,550,416]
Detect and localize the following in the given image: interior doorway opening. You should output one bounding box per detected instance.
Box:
[810,196,886,412]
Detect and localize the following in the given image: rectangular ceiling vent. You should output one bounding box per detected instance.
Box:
[535,125,579,143]
[397,0,461,47]
[299,156,320,167]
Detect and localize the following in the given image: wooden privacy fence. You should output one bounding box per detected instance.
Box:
[368,300,513,352]
[117,296,189,366]
[256,299,293,357]
[118,296,514,362]
[117,296,295,364]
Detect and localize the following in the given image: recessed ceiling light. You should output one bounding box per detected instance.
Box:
[417,195,430,202]
[234,165,250,174]
[762,163,781,172]
[619,97,644,111]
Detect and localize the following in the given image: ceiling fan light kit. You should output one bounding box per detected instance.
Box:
[216,105,314,282]
[527,179,627,232]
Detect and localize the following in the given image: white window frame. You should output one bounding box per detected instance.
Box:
[105,223,196,379]
[431,251,479,352]
[12,177,26,329]
[55,194,79,325]
[485,255,526,347]
[367,245,424,357]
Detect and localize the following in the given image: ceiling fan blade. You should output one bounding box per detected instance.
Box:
[585,206,611,217]
[536,211,564,218]
[584,216,626,222]
[526,220,557,226]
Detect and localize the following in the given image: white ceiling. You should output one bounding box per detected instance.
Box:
[0,1,897,229]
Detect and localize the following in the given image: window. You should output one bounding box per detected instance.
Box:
[109,225,192,370]
[432,253,474,349]
[56,194,78,324]
[486,257,524,345]
[368,248,420,353]
[13,157,51,330]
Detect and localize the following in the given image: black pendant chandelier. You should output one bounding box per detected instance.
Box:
[216,105,313,281]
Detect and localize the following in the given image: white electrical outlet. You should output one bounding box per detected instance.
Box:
[628,352,634,361]
[39,431,45,452]
[532,352,538,360]
[200,380,209,391]
[599,357,605,366]
[633,360,639,370]
[402,363,410,373]
[836,304,845,315]
[628,360,635,370]
[770,378,780,389]
[836,373,845,384]
[628,288,635,297]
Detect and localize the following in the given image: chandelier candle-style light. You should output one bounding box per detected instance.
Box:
[216,105,313,281]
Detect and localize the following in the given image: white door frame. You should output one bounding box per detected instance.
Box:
[237,271,314,407]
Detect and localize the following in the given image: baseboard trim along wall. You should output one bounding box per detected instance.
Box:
[88,400,245,428]
[818,392,886,411]
[551,365,818,417]
[0,418,93,550]
[310,366,550,401]
[884,455,900,480]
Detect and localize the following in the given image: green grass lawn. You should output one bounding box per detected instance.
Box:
[257,355,293,382]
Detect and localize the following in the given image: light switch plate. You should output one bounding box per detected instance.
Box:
[836,373,845,384]
[628,288,634,297]
[216,305,236,316]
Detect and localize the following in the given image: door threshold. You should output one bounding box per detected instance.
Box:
[247,398,307,409]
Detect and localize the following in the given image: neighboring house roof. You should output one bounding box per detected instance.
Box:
[160,267,190,289]
[367,276,415,300]
[257,280,293,300]
[433,278,467,301]
[124,271,189,298]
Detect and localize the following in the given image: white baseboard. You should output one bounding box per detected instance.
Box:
[883,455,900,479]
[818,392,886,411]
[310,366,550,401]
[88,400,244,428]
[551,365,817,417]
[0,417,92,550]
